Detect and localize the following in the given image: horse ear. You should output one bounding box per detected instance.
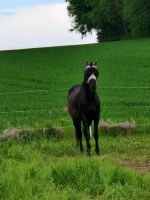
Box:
[86,60,89,66]
[94,60,98,66]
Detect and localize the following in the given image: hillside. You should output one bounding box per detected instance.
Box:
[0,39,150,200]
[0,38,150,131]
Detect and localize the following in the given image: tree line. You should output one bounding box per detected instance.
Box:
[66,0,150,42]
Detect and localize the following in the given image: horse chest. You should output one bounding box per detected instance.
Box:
[86,103,97,115]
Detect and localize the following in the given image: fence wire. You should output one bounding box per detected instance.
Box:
[0,123,150,134]
[0,86,149,131]
[0,86,150,96]
[0,105,150,114]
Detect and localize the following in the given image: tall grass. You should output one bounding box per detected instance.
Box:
[0,151,149,199]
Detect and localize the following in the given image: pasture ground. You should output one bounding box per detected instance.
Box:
[0,133,150,199]
[0,38,150,199]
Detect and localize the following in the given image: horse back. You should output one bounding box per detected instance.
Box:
[68,85,81,95]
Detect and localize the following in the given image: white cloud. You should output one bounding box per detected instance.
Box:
[0,3,96,50]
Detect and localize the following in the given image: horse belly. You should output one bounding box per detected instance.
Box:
[68,107,79,119]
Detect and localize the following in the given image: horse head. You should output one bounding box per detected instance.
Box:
[84,61,99,93]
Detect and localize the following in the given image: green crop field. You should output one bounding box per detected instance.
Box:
[0,38,150,199]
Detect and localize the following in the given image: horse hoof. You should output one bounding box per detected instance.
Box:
[95,149,100,155]
[87,150,91,156]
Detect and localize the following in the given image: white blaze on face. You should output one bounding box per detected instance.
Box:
[85,65,97,70]
[87,74,97,83]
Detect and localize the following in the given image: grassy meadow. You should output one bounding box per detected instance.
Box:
[0,38,150,199]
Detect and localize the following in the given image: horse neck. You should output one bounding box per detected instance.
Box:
[82,82,96,101]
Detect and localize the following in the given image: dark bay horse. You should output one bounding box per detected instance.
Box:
[67,61,100,155]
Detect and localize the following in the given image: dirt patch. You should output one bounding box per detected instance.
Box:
[115,157,150,174]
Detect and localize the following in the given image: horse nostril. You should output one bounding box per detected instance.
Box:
[90,85,96,92]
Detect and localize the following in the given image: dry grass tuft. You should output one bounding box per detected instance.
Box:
[0,128,21,141]
[43,127,64,140]
[99,121,136,135]
[0,126,64,141]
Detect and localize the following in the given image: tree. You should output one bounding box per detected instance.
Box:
[66,0,128,41]
[91,0,127,41]
[66,0,150,41]
[66,0,94,35]
[123,0,150,38]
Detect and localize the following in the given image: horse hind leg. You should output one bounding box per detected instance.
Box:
[82,117,91,156]
[73,118,83,152]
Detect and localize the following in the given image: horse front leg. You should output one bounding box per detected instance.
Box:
[82,116,91,156]
[94,117,100,155]
[73,118,83,152]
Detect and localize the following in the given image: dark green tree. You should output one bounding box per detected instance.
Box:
[66,0,150,41]
[123,0,150,38]
[66,0,128,41]
[66,0,94,35]
[91,0,128,41]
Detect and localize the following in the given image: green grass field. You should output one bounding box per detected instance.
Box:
[0,38,150,199]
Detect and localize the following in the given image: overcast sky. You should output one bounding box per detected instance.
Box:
[0,0,96,50]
